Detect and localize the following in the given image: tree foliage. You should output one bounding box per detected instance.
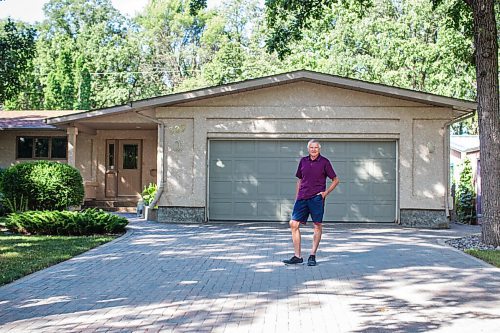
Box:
[0,19,36,105]
[456,158,476,224]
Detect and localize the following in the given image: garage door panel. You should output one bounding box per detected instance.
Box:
[280,202,294,218]
[209,140,396,222]
[257,141,280,154]
[234,159,256,174]
[211,141,232,154]
[327,202,348,220]
[280,159,300,174]
[257,181,281,196]
[258,202,279,218]
[233,181,258,197]
[234,201,257,217]
[373,183,395,198]
[374,143,396,158]
[331,161,347,178]
[350,142,373,157]
[234,141,256,154]
[372,203,395,219]
[349,181,372,197]
[211,159,232,176]
[210,181,233,196]
[351,160,377,181]
[280,181,297,196]
[376,160,397,180]
[280,141,305,155]
[257,160,280,174]
[334,182,348,196]
[210,202,233,217]
[323,142,347,157]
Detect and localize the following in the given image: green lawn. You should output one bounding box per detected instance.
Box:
[465,249,500,268]
[0,233,116,286]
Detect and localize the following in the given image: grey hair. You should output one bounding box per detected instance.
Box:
[307,139,321,148]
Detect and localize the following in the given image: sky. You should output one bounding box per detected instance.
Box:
[0,0,219,23]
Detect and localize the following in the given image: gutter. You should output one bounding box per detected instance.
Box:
[443,111,476,218]
[135,111,165,210]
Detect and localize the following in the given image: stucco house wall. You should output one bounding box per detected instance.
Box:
[154,81,459,227]
[0,130,67,168]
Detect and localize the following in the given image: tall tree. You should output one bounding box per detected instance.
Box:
[135,0,211,94]
[0,19,36,106]
[37,0,138,109]
[264,0,499,245]
[201,0,262,85]
[74,55,91,110]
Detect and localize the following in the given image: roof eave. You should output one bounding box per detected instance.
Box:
[46,70,478,125]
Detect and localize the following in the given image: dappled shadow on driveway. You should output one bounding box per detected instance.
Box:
[0,221,498,332]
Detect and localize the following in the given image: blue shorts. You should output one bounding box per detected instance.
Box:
[291,194,325,224]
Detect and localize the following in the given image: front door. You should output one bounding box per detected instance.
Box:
[105,139,142,197]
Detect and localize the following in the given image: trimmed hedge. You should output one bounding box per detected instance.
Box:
[1,161,84,211]
[0,167,6,216]
[5,209,128,235]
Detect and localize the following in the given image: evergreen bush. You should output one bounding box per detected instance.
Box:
[0,168,6,216]
[5,209,128,235]
[0,161,84,212]
[455,158,476,224]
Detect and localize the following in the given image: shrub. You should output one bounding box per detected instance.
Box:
[0,168,7,216]
[5,209,128,235]
[141,182,158,206]
[1,161,84,212]
[455,158,476,224]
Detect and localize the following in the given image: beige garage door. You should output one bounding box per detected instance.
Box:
[208,140,396,222]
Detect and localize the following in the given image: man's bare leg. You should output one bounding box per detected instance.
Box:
[311,223,322,255]
[290,220,302,258]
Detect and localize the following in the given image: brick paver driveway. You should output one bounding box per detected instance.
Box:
[1,219,499,332]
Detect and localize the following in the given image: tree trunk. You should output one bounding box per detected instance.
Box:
[471,0,500,246]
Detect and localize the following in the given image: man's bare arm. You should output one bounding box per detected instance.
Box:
[296,179,301,199]
[320,177,339,199]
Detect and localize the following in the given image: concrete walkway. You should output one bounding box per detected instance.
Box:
[0,219,499,333]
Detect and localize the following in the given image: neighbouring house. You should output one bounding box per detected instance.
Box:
[449,134,481,219]
[0,70,477,228]
[450,134,480,185]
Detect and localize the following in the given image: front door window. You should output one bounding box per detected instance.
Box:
[123,144,138,169]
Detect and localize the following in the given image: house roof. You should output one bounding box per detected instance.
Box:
[450,135,480,153]
[0,110,84,130]
[46,70,477,125]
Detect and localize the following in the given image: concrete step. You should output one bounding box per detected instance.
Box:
[82,200,137,213]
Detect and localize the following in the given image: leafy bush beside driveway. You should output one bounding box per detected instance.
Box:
[0,161,84,212]
[6,209,128,235]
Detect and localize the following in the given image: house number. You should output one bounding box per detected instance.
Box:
[168,124,186,134]
[173,140,183,152]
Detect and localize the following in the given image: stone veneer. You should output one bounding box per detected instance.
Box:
[157,207,205,223]
[400,209,449,229]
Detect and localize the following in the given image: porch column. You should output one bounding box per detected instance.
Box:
[66,126,78,167]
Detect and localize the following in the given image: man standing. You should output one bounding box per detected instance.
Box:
[283,139,339,266]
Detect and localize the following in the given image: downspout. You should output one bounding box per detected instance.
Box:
[135,111,165,210]
[443,111,476,218]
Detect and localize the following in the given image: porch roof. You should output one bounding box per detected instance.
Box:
[0,110,83,130]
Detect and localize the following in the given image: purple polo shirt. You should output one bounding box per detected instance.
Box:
[295,154,336,200]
